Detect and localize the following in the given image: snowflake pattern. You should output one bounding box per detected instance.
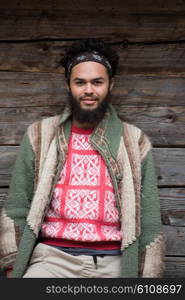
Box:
[41,131,121,242]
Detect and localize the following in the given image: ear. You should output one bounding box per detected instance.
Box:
[109,78,114,91]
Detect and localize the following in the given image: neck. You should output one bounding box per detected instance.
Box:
[72,118,97,129]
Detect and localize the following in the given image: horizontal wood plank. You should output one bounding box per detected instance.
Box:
[153,148,185,186]
[0,105,185,146]
[160,188,185,226]
[117,106,185,146]
[1,0,185,13]
[0,147,185,186]
[164,257,185,278]
[1,187,185,225]
[1,72,185,108]
[1,42,185,76]
[163,225,185,256]
[0,72,65,108]
[0,106,63,144]
[0,7,185,42]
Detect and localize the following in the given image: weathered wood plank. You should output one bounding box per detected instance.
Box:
[0,147,185,187]
[1,105,185,146]
[117,106,185,146]
[153,148,185,186]
[164,257,185,278]
[1,42,185,76]
[0,72,65,108]
[114,75,185,106]
[118,44,185,76]
[1,0,185,14]
[160,188,185,226]
[0,72,185,107]
[0,106,63,144]
[162,210,185,227]
[163,226,185,256]
[0,7,185,42]
[160,188,185,211]
[1,187,185,226]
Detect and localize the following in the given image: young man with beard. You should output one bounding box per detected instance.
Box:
[0,39,165,278]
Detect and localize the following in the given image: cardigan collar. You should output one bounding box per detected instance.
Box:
[58,103,123,160]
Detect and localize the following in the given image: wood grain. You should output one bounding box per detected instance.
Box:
[1,0,185,13]
[0,146,184,187]
[0,3,185,42]
[1,187,185,225]
[1,42,185,75]
[164,257,185,278]
[163,225,185,256]
[1,72,185,108]
[0,105,185,146]
[0,0,185,279]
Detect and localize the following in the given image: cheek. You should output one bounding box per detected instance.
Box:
[99,86,110,96]
[70,86,81,97]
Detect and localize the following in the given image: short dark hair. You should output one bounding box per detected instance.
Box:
[60,39,119,81]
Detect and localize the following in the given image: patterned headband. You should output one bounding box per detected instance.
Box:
[66,51,112,78]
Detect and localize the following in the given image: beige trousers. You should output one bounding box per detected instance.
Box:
[23,243,122,278]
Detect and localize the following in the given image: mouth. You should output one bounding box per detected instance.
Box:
[81,98,97,105]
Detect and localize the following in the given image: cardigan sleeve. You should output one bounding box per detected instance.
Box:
[0,133,35,271]
[139,147,165,277]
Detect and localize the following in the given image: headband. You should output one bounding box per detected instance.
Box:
[66,51,112,78]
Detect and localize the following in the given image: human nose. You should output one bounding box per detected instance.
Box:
[84,83,93,94]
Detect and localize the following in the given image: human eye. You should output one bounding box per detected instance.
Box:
[93,80,103,86]
[75,80,84,86]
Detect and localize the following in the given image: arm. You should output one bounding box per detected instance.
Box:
[0,133,35,272]
[139,143,165,277]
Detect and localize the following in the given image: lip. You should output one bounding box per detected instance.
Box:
[81,99,97,104]
[81,98,97,101]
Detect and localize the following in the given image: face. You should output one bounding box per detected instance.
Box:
[67,61,114,126]
[69,61,114,111]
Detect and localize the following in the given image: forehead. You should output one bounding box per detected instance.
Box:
[70,61,108,80]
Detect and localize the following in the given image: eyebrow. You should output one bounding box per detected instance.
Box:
[73,77,105,81]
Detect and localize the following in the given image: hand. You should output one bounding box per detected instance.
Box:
[6,269,13,278]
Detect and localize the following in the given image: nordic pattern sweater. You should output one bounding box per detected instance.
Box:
[41,125,121,247]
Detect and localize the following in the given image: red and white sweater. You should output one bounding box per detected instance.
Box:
[41,125,121,249]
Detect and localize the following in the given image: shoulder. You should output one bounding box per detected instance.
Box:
[27,114,61,138]
[25,115,62,153]
[121,121,152,160]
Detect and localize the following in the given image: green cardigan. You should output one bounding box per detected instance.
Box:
[0,104,165,277]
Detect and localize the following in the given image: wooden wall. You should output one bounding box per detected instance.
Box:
[0,0,185,277]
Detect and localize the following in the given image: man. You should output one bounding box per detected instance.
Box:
[0,39,165,278]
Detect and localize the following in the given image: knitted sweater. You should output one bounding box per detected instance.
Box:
[0,104,165,277]
[41,125,121,247]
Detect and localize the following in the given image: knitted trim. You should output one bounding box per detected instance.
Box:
[117,136,137,249]
[39,116,61,178]
[27,115,61,182]
[27,137,58,236]
[27,120,41,188]
[139,132,151,161]
[122,123,142,237]
[56,125,69,162]
[0,252,17,270]
[141,232,166,277]
[0,208,18,268]
[117,122,143,249]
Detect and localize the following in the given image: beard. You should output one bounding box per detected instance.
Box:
[68,90,110,125]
